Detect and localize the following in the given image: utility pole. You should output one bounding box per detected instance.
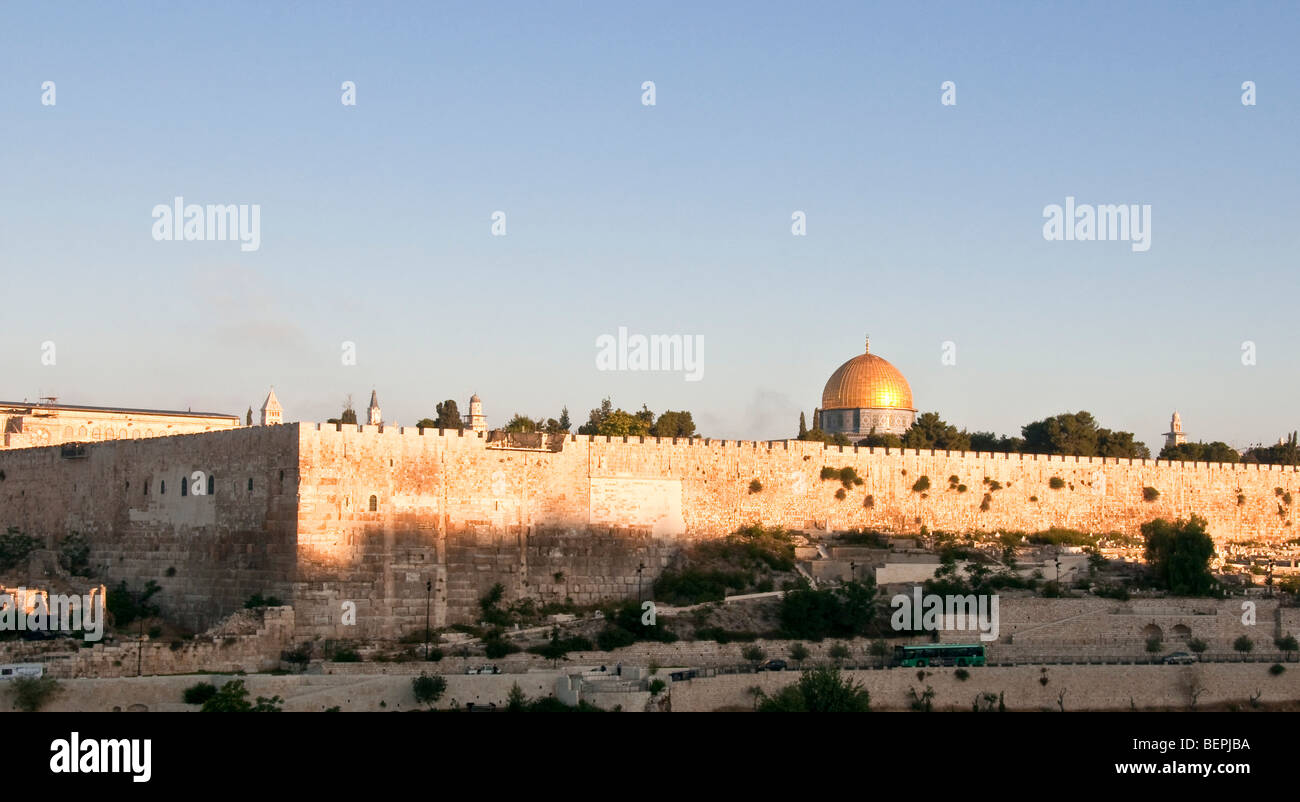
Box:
[137,603,144,677]
[425,580,433,659]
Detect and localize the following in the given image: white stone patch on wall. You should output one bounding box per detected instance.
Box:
[589,477,685,536]
[786,470,808,495]
[389,491,440,514]
[127,470,217,526]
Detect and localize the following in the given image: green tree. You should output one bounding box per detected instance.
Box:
[533,628,573,665]
[635,404,655,429]
[1159,441,1240,463]
[1275,635,1298,660]
[779,580,879,640]
[901,412,971,451]
[506,682,527,712]
[1021,411,1149,459]
[1233,635,1254,655]
[412,673,448,709]
[1243,432,1300,466]
[856,427,901,448]
[652,410,696,438]
[798,412,808,439]
[183,682,218,705]
[326,395,358,425]
[968,432,1024,453]
[200,680,282,712]
[434,400,463,430]
[106,579,161,629]
[1096,429,1151,459]
[1142,516,1217,596]
[596,409,652,437]
[503,414,539,433]
[802,428,850,446]
[577,398,614,435]
[757,667,871,712]
[543,410,570,434]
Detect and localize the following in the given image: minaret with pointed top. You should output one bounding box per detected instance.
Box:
[1163,411,1186,451]
[367,389,382,426]
[260,387,282,426]
[467,393,487,433]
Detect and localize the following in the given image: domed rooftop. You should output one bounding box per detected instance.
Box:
[821,338,914,411]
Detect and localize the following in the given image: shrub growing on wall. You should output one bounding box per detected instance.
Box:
[11,676,61,712]
[912,476,930,493]
[58,532,92,576]
[0,527,40,572]
[1143,486,1160,502]
[1049,477,1065,490]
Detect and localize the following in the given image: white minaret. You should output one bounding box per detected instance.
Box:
[1163,411,1186,450]
[467,393,487,433]
[260,388,282,426]
[368,389,382,426]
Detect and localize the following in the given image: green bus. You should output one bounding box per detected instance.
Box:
[893,644,986,668]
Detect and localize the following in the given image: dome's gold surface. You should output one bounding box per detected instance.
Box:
[821,349,914,411]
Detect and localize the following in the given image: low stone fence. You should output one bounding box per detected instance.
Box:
[0,607,294,679]
[671,662,1300,711]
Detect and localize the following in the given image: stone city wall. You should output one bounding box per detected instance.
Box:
[3,423,1299,641]
[0,426,300,631]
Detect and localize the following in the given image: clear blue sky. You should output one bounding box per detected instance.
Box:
[2,1,1297,452]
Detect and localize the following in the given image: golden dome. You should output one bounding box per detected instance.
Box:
[821,341,914,411]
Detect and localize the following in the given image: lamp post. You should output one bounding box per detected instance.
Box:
[425,579,433,660]
[849,560,857,584]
